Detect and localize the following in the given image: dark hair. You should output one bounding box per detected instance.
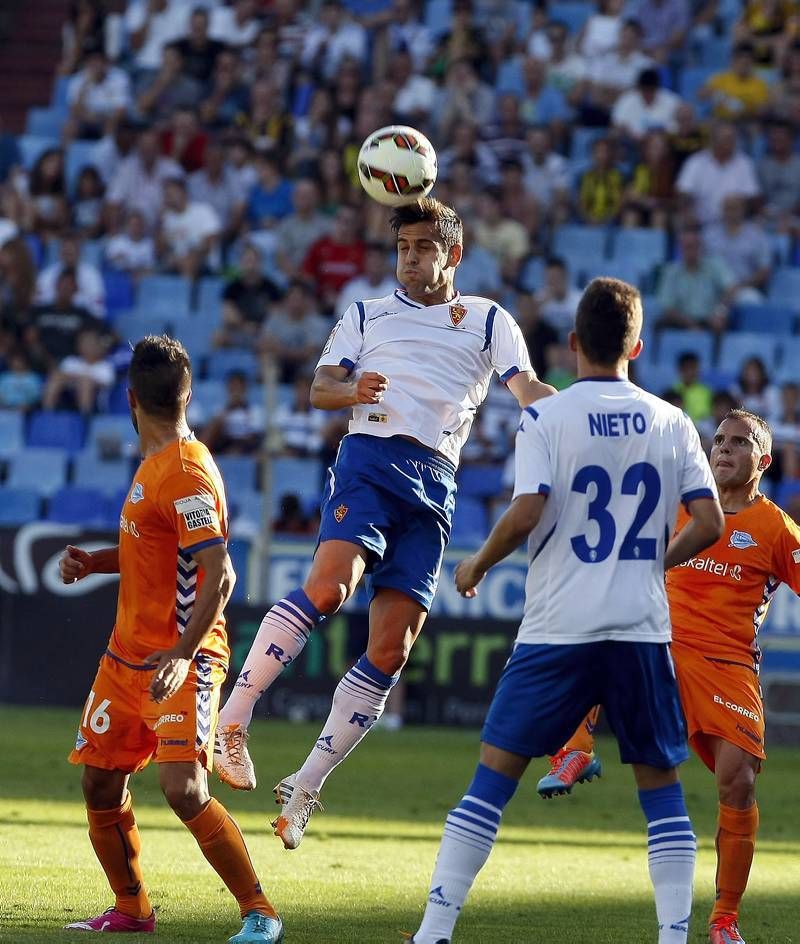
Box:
[733,41,756,57]
[622,18,643,34]
[677,351,699,368]
[723,408,772,454]
[390,198,463,250]
[575,277,643,366]
[58,266,78,284]
[30,148,65,196]
[128,335,192,420]
[545,255,567,270]
[738,355,768,393]
[638,67,661,88]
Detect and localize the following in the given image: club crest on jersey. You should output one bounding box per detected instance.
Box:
[729,530,757,550]
[130,483,144,504]
[449,303,468,326]
[334,504,348,523]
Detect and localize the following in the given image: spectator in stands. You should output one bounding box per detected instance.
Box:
[290,88,338,170]
[656,224,735,332]
[482,94,530,165]
[0,116,21,186]
[735,356,781,417]
[521,125,570,225]
[545,20,588,105]
[274,374,327,457]
[210,0,261,48]
[59,0,107,77]
[42,325,114,414]
[189,140,247,250]
[0,238,36,356]
[90,119,137,186]
[629,0,691,62]
[768,43,800,125]
[246,151,294,227]
[700,42,770,121]
[158,176,221,279]
[669,351,713,421]
[105,209,155,280]
[135,43,203,123]
[65,48,132,142]
[452,220,501,297]
[36,231,105,318]
[697,389,738,447]
[315,149,352,215]
[622,129,676,228]
[274,178,332,279]
[175,7,225,85]
[519,56,570,136]
[388,48,437,127]
[124,0,189,78]
[215,243,282,348]
[581,0,625,58]
[233,79,292,159]
[371,0,433,72]
[25,148,69,237]
[704,193,772,302]
[438,59,496,140]
[224,134,258,195]
[200,369,264,455]
[72,166,105,239]
[105,127,182,230]
[243,27,292,93]
[160,107,208,174]
[516,290,559,377]
[734,0,798,67]
[611,67,682,141]
[274,494,318,536]
[578,137,625,224]
[474,186,530,276]
[676,120,760,225]
[200,48,250,127]
[759,119,800,231]
[337,242,396,312]
[533,256,583,338]
[585,19,654,116]
[669,102,707,171]
[0,349,42,411]
[772,381,800,480]
[301,0,368,81]
[259,279,330,382]
[302,203,365,311]
[437,121,499,185]
[26,268,99,371]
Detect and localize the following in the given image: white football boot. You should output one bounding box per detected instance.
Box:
[271,772,323,849]
[214,723,257,790]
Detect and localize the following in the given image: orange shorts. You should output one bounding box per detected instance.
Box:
[671,640,765,772]
[68,648,227,774]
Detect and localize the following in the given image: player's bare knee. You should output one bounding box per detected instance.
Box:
[81,767,126,810]
[305,577,349,616]
[718,762,756,808]
[161,780,206,820]
[367,640,408,675]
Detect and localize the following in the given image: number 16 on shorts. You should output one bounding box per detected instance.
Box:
[82,689,111,734]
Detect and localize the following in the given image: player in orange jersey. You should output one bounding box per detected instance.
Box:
[540,409,800,944]
[62,336,283,943]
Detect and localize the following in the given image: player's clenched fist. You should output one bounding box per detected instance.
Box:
[60,545,94,584]
[355,371,389,404]
[454,556,485,598]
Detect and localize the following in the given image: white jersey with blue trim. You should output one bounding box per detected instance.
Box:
[512,378,717,644]
[316,289,532,467]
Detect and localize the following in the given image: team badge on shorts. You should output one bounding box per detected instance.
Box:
[334,504,348,523]
[449,303,468,326]
[729,530,757,550]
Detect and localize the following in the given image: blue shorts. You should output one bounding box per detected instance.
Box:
[482,641,689,769]
[318,434,457,610]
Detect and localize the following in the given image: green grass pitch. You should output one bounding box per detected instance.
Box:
[0,707,797,943]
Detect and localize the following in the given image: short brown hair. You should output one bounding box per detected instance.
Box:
[128,334,191,420]
[724,408,773,454]
[390,198,463,250]
[575,277,643,366]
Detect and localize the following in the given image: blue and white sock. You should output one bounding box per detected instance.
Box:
[296,654,399,793]
[219,588,325,728]
[414,764,518,944]
[639,782,696,944]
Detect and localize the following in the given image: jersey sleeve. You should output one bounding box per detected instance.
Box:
[512,406,552,499]
[159,466,226,556]
[771,514,800,594]
[315,302,364,373]
[489,306,534,383]
[679,415,718,505]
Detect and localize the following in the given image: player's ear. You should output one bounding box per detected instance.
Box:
[628,337,644,361]
[447,243,462,267]
[127,388,137,410]
[758,452,772,471]
[567,330,578,353]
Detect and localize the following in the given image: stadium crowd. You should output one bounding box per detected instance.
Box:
[2,0,800,543]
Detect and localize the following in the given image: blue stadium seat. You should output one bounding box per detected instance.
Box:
[450,496,488,549]
[195,276,224,314]
[51,75,70,109]
[424,0,452,36]
[519,256,545,293]
[103,268,136,316]
[569,127,607,163]
[16,134,59,169]
[637,362,676,397]
[230,488,264,524]
[27,411,85,452]
[270,457,323,516]
[700,367,736,392]
[610,228,668,275]
[7,447,68,496]
[457,463,505,500]
[217,455,257,494]
[776,479,800,511]
[0,487,41,526]
[549,1,594,33]
[768,268,800,311]
[717,333,780,374]
[552,225,609,263]
[87,415,137,458]
[495,57,525,96]
[114,312,171,345]
[207,350,261,382]
[46,486,109,526]
[188,379,225,425]
[732,304,796,336]
[0,409,25,459]
[26,107,67,137]
[137,275,192,313]
[656,329,714,372]
[228,539,250,602]
[66,139,100,193]
[73,453,132,495]
[678,66,716,103]
[777,337,800,376]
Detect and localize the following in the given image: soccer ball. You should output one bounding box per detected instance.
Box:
[357,125,437,207]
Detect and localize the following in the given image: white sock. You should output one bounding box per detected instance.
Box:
[639,784,696,944]
[219,589,324,728]
[415,764,518,944]
[295,654,397,794]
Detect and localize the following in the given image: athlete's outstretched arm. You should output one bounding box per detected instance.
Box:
[147,542,236,702]
[310,365,389,411]
[454,493,547,597]
[664,497,725,571]
[506,370,558,407]
[59,544,120,583]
